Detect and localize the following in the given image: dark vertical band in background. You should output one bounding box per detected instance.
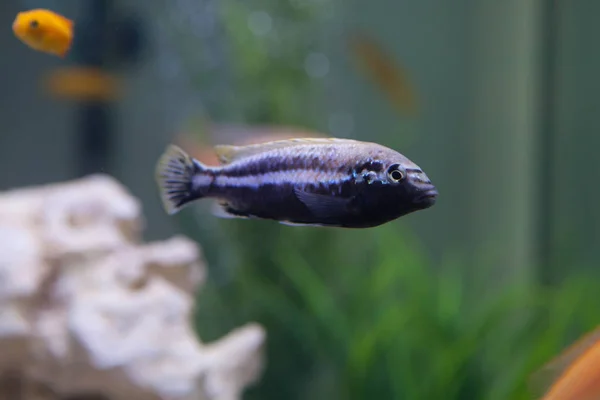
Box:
[537,0,559,284]
[72,0,114,177]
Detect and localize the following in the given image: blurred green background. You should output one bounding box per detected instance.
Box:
[3,0,600,399]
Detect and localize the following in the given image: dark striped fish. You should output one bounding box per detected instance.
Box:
[155,138,437,228]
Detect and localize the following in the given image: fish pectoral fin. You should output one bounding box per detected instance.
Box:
[210,201,249,219]
[293,187,352,219]
[213,137,352,165]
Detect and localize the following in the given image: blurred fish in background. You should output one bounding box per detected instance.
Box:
[530,325,600,400]
[348,32,419,118]
[12,3,144,103]
[43,66,121,101]
[12,8,74,58]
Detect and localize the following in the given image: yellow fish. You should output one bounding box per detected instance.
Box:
[13,9,74,58]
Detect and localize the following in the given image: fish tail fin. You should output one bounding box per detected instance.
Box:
[155,145,211,215]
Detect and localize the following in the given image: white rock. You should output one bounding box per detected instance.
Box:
[140,236,206,293]
[0,174,265,400]
[0,224,46,300]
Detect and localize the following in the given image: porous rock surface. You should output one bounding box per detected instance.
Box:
[0,174,265,400]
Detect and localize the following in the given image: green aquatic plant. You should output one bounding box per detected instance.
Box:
[218,0,328,126]
[181,217,600,400]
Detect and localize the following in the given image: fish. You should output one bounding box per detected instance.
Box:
[348,32,419,117]
[12,9,74,58]
[155,138,437,228]
[530,326,600,400]
[44,66,121,101]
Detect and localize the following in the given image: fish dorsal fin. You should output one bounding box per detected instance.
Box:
[210,201,249,220]
[33,9,73,30]
[214,137,357,165]
[529,326,600,398]
[52,12,74,30]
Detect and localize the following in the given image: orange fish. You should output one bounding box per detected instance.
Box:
[44,67,121,101]
[348,32,419,117]
[13,9,74,58]
[531,326,600,400]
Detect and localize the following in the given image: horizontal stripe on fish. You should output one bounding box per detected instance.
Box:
[211,169,350,189]
[192,174,213,188]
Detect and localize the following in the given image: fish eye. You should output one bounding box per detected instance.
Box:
[29,20,39,29]
[387,164,405,182]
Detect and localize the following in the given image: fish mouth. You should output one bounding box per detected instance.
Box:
[414,186,438,205]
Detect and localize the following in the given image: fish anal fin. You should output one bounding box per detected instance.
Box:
[279,220,327,228]
[293,187,351,219]
[529,326,600,398]
[213,137,351,165]
[210,201,249,220]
